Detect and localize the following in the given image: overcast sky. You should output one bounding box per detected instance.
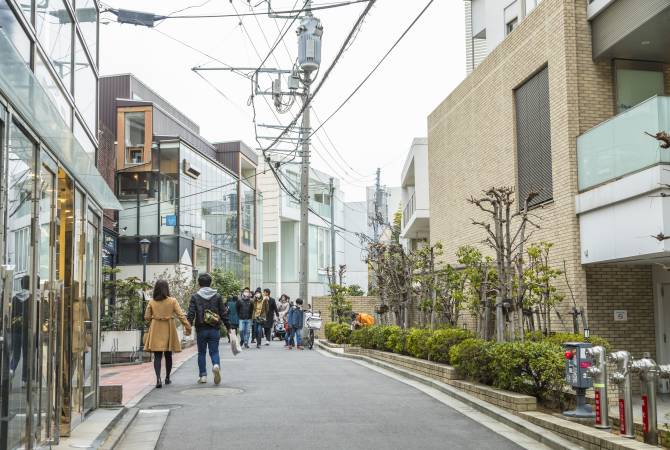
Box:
[100,0,466,202]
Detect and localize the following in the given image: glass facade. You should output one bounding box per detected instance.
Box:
[117,138,259,284]
[0,0,109,448]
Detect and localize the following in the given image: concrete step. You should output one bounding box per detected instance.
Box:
[112,408,170,450]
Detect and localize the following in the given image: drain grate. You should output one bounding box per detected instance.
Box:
[181,387,243,397]
[147,403,183,410]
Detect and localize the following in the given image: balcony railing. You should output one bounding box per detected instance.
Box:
[403,193,416,228]
[577,96,670,191]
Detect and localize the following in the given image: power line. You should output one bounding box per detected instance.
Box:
[309,0,435,139]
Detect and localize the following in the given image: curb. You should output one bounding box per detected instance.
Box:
[98,408,138,450]
[316,340,580,450]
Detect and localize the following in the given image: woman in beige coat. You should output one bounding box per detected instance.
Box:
[144,279,191,388]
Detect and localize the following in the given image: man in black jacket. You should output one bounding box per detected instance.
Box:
[187,273,226,384]
[263,288,279,345]
[236,287,254,349]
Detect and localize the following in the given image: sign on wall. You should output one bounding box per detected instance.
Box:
[613,310,628,322]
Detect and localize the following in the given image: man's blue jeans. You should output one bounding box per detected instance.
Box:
[289,327,302,347]
[196,328,221,377]
[239,319,252,345]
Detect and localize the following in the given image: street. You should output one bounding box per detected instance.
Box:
[124,341,543,450]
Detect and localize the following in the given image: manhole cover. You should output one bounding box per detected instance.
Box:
[181,387,243,397]
[148,404,183,410]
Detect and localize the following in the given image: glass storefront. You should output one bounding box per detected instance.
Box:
[0,108,105,449]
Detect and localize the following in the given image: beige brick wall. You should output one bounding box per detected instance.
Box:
[586,265,656,358]
[426,0,669,342]
[312,296,382,326]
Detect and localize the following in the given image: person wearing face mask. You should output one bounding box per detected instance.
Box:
[236,287,254,349]
[251,288,268,349]
[263,288,279,345]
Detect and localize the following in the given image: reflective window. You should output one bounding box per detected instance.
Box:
[5,121,35,449]
[159,142,178,235]
[18,0,30,24]
[35,0,72,91]
[34,52,71,126]
[74,0,97,66]
[117,171,158,236]
[616,68,665,113]
[240,182,255,250]
[74,35,96,133]
[194,245,209,274]
[124,112,145,164]
[73,117,95,156]
[0,0,30,63]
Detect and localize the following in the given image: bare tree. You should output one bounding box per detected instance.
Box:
[468,187,540,342]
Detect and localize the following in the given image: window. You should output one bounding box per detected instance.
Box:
[615,65,665,113]
[506,17,518,35]
[35,0,72,91]
[124,112,145,164]
[74,34,96,133]
[515,66,552,207]
[35,53,71,126]
[317,227,331,270]
[73,118,94,156]
[0,0,31,64]
[194,245,210,274]
[75,0,98,66]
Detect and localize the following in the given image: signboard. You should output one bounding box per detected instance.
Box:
[614,310,628,322]
[164,215,177,226]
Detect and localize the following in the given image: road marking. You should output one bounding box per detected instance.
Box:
[316,349,554,450]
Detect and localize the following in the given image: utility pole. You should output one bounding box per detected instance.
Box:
[297,1,322,305]
[373,167,381,242]
[298,77,311,304]
[329,177,336,278]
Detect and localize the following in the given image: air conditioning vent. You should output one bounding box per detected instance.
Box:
[183,159,201,179]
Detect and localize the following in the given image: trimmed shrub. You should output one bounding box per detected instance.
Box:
[325,323,351,344]
[449,338,496,384]
[351,326,375,348]
[405,328,433,359]
[490,340,565,403]
[426,328,474,364]
[386,327,409,354]
[371,325,400,351]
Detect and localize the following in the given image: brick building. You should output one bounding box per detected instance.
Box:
[428,0,670,359]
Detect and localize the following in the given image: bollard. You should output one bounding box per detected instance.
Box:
[631,353,659,445]
[608,351,634,438]
[586,346,610,429]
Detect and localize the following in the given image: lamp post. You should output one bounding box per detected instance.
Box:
[139,238,150,354]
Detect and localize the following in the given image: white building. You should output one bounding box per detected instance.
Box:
[465,0,545,73]
[259,161,368,300]
[400,138,430,250]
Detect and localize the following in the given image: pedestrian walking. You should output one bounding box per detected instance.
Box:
[237,288,253,349]
[277,294,290,346]
[144,279,192,388]
[263,288,279,345]
[226,295,240,342]
[252,289,268,349]
[287,298,305,350]
[187,273,226,385]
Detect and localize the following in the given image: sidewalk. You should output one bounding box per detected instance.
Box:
[101,346,197,405]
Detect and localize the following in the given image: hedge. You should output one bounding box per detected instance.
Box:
[324,324,610,405]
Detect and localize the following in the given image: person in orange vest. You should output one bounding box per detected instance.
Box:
[350,312,375,329]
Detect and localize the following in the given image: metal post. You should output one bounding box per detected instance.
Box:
[329,177,336,279]
[586,346,610,429]
[139,253,147,354]
[631,354,659,445]
[298,79,311,305]
[373,168,381,242]
[609,351,635,438]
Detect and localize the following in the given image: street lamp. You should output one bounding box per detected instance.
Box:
[139,238,150,354]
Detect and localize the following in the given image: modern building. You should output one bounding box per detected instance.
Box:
[259,161,368,300]
[430,0,670,358]
[0,0,121,448]
[400,138,430,250]
[343,200,369,291]
[99,74,262,289]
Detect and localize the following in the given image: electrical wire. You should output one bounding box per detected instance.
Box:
[309,0,435,140]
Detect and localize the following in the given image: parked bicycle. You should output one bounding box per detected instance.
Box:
[304,310,322,350]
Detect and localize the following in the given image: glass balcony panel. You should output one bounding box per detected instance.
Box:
[577,96,670,190]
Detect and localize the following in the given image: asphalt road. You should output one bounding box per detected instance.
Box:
[135,340,529,450]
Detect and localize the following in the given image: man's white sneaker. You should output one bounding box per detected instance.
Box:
[197,376,207,384]
[213,365,221,385]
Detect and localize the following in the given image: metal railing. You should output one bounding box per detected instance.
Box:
[402,193,416,228]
